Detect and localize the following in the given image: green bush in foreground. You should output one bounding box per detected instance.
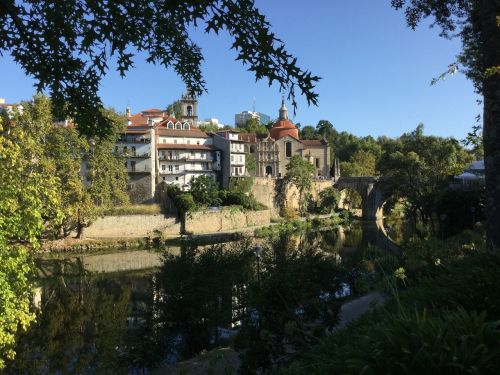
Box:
[280,234,500,375]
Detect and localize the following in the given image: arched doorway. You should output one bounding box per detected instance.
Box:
[265,165,273,176]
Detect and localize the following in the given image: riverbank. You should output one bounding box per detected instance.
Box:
[279,230,500,374]
[41,213,345,254]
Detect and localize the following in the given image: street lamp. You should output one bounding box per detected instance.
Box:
[254,246,263,284]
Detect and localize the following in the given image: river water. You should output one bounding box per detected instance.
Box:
[5,221,407,374]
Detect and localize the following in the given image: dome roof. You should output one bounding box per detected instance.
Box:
[270,97,299,140]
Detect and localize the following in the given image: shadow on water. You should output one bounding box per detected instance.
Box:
[6,221,410,374]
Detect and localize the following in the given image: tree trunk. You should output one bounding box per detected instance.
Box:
[481,0,500,250]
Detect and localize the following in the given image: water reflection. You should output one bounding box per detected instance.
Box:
[7,222,406,373]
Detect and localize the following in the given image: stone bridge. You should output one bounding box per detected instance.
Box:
[334,176,390,221]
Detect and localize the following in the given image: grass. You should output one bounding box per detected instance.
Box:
[95,204,162,216]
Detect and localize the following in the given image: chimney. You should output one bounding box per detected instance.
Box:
[126,106,131,117]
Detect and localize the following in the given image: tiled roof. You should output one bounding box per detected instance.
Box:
[157,143,216,150]
[157,128,208,138]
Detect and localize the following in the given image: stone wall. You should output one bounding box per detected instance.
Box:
[184,208,271,234]
[128,174,154,204]
[251,177,332,215]
[84,214,180,238]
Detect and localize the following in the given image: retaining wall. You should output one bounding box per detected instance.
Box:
[84,214,180,238]
[251,177,333,215]
[184,208,271,234]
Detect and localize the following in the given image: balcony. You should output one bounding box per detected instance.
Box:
[117,138,151,144]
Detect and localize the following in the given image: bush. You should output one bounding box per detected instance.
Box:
[219,190,266,210]
[175,193,197,213]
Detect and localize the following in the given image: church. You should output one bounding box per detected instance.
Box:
[245,98,331,179]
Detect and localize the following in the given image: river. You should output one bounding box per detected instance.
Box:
[5,220,408,374]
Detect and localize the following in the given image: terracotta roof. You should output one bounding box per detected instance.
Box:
[141,108,164,113]
[157,143,217,150]
[122,129,149,134]
[302,139,327,147]
[157,128,208,138]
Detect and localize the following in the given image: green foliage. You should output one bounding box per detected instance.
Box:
[5,276,132,374]
[166,100,183,119]
[318,187,340,214]
[245,153,257,174]
[0,1,319,137]
[235,239,343,373]
[87,108,129,208]
[228,177,254,193]
[340,149,377,177]
[378,124,473,229]
[281,232,500,375]
[189,175,221,207]
[177,193,197,213]
[242,117,268,135]
[300,125,320,140]
[219,191,265,210]
[285,156,316,215]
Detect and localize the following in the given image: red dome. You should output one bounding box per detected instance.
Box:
[270,119,299,140]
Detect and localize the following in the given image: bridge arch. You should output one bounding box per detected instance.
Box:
[334,177,387,221]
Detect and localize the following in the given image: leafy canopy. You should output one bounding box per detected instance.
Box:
[0,0,319,137]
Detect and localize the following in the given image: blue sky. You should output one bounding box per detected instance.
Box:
[0,0,480,139]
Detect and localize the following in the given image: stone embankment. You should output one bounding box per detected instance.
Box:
[184,209,271,234]
[84,214,180,238]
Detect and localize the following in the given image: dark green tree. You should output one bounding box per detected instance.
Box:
[391,0,500,249]
[189,175,221,207]
[0,0,319,137]
[301,125,320,140]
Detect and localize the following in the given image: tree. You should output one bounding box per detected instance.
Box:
[378,125,472,231]
[340,150,377,177]
[301,125,320,140]
[318,187,340,214]
[246,153,257,174]
[166,100,183,120]
[0,98,63,369]
[243,117,268,135]
[189,175,221,207]
[0,0,319,137]
[316,120,336,139]
[285,156,316,216]
[391,1,500,249]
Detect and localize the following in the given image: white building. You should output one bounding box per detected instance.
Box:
[212,130,247,188]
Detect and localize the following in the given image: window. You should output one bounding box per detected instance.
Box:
[162,165,166,171]
[131,146,136,156]
[285,142,292,158]
[162,139,166,143]
[315,158,320,168]
[130,161,136,172]
[239,155,243,163]
[187,139,190,144]
[187,105,193,116]
[124,146,128,154]
[231,155,234,162]
[174,139,177,144]
[162,177,166,181]
[197,140,200,145]
[183,123,189,130]
[176,123,181,129]
[175,177,179,181]
[168,165,173,172]
[175,165,179,171]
